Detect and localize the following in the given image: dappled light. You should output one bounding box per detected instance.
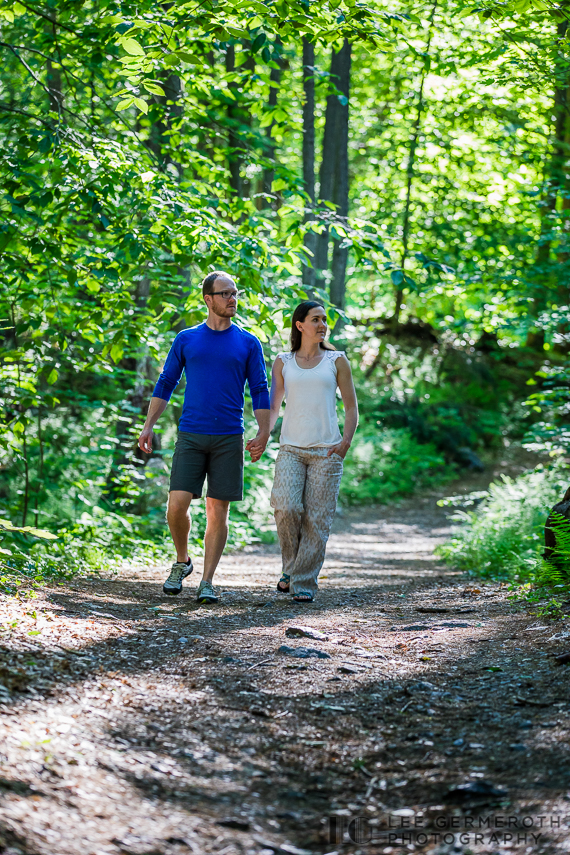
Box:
[3,0,570,851]
[1,498,569,854]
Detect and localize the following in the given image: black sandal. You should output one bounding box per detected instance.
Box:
[277,573,290,593]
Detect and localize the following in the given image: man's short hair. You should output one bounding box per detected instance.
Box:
[202,270,231,297]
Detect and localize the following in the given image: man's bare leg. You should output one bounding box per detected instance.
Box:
[202,497,230,583]
[167,490,194,562]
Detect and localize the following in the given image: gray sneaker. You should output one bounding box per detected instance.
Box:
[163,559,193,595]
[196,579,218,604]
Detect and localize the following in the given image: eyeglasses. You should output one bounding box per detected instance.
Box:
[210,290,239,300]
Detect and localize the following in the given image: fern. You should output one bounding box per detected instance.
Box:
[536,511,570,587]
[437,462,570,583]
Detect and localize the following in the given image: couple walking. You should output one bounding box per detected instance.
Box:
[138,271,358,604]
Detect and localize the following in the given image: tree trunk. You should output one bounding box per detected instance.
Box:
[392,1,436,326]
[46,59,63,115]
[315,39,351,300]
[106,277,158,503]
[226,43,242,196]
[262,43,283,207]
[528,17,570,350]
[225,43,255,198]
[330,42,351,311]
[147,72,183,172]
[536,18,569,271]
[302,39,317,295]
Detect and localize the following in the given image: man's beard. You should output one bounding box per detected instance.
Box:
[211,304,236,318]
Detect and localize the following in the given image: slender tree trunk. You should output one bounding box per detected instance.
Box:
[393,2,437,326]
[226,44,242,196]
[261,65,281,200]
[225,43,255,198]
[302,38,317,294]
[330,42,351,310]
[315,44,344,288]
[44,13,63,117]
[106,277,157,502]
[537,19,569,270]
[240,51,255,199]
[315,39,351,299]
[147,72,183,172]
[46,59,63,115]
[262,42,283,206]
[528,17,570,349]
[34,407,44,527]
[22,425,29,527]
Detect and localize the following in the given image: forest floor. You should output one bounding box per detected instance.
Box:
[1,473,570,855]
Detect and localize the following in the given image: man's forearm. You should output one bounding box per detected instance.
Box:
[253,408,270,437]
[144,396,168,430]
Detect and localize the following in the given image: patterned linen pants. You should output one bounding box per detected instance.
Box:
[270,445,343,596]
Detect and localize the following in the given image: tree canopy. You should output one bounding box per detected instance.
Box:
[2,0,570,578]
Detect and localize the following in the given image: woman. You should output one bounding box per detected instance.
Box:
[269,301,358,603]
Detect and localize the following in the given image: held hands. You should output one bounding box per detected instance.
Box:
[246,432,269,463]
[327,439,351,459]
[138,427,153,454]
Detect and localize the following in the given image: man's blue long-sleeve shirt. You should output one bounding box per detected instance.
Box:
[152,322,270,435]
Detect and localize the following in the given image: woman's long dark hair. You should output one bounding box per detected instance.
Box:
[290,301,336,352]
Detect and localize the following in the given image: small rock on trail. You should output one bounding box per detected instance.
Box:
[285,624,330,641]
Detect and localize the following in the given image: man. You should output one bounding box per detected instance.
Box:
[138,271,270,604]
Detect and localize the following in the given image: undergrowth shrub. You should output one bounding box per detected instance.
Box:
[340,427,456,504]
[0,439,278,590]
[437,462,570,581]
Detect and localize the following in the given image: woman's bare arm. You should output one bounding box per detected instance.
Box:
[327,355,358,458]
[269,358,286,433]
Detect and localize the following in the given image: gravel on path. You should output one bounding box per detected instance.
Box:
[0,496,569,855]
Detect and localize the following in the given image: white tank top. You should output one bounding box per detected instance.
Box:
[278,350,344,448]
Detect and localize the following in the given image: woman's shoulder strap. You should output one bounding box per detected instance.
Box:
[324,350,345,361]
[277,351,295,364]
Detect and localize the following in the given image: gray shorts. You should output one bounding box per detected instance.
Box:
[169,432,244,501]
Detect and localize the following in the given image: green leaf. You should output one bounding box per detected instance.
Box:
[175,51,199,63]
[110,343,124,363]
[121,38,145,56]
[116,97,134,111]
[251,33,266,52]
[391,269,404,286]
[0,520,57,539]
[133,97,148,114]
[47,369,58,384]
[142,82,166,96]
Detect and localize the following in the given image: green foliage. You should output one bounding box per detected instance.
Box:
[340,428,454,504]
[524,365,570,454]
[1,0,570,582]
[437,463,570,581]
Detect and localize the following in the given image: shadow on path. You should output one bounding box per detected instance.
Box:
[0,498,568,854]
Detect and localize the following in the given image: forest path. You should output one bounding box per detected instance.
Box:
[1,493,570,855]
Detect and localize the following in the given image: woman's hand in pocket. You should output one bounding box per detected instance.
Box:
[327,440,351,460]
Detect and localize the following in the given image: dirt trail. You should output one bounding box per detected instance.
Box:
[1,493,570,855]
